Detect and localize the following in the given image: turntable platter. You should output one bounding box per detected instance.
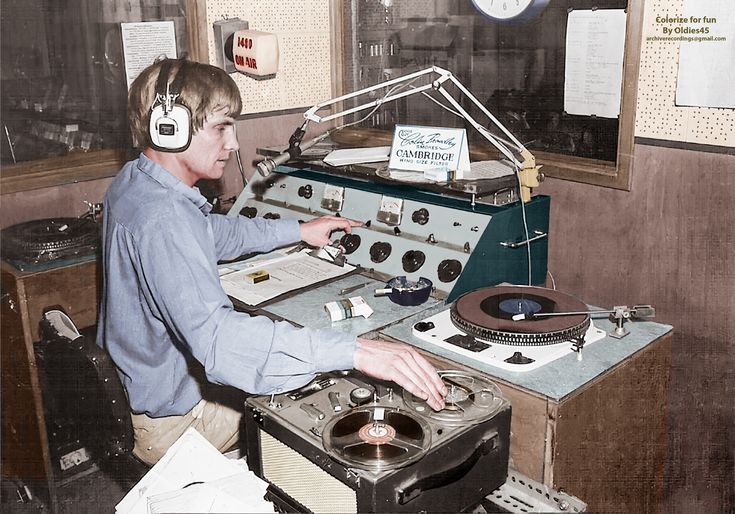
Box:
[1,217,99,269]
[450,285,590,346]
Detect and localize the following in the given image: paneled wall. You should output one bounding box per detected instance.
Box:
[541,145,735,513]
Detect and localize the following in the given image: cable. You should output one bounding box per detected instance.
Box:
[512,161,533,286]
[235,148,246,188]
[410,86,523,158]
[332,76,424,132]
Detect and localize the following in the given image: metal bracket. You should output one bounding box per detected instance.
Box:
[482,467,587,513]
[500,230,548,248]
[213,18,248,74]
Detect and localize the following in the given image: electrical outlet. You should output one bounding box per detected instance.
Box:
[213,18,249,74]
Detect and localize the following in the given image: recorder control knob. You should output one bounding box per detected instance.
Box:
[411,208,429,225]
[350,387,373,406]
[369,242,392,263]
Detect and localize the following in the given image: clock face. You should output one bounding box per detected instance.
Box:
[471,0,551,22]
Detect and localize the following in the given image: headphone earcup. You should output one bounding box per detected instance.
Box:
[148,103,192,152]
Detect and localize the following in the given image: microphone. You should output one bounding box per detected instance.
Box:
[255,129,330,177]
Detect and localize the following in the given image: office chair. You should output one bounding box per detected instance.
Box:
[36,309,148,486]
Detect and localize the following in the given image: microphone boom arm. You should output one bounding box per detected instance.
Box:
[250,65,541,202]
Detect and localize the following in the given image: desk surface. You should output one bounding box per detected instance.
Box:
[227,255,673,403]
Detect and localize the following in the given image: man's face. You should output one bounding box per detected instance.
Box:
[177,108,239,184]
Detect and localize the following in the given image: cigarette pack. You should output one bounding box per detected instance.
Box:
[245,270,270,284]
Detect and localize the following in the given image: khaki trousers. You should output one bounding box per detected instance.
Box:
[131,399,242,466]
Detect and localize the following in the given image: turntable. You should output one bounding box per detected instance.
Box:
[243,370,511,513]
[411,285,607,372]
[1,217,99,272]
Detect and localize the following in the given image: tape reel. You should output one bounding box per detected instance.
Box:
[403,370,505,427]
[148,59,192,152]
[322,405,431,471]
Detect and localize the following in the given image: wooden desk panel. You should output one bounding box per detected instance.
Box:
[1,259,99,505]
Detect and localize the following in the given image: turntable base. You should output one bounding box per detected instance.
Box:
[412,308,606,372]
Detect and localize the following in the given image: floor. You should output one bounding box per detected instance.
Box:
[1,451,155,514]
[2,469,130,513]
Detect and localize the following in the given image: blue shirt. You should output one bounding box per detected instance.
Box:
[97,154,356,417]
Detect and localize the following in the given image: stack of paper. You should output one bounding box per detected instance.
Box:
[323,146,391,166]
[115,428,273,514]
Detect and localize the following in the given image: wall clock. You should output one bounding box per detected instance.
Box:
[471,0,551,22]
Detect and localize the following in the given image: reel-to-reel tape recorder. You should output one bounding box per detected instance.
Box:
[243,370,511,513]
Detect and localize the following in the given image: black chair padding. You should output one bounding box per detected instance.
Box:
[37,317,134,461]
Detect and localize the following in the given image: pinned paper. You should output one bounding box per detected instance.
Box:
[388,125,470,179]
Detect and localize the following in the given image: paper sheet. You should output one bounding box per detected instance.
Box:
[676,0,735,108]
[121,21,177,89]
[323,146,391,166]
[115,428,271,514]
[564,9,627,118]
[220,251,355,306]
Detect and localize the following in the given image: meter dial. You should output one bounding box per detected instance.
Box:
[321,184,345,212]
[376,196,404,225]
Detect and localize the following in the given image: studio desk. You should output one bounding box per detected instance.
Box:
[226,163,673,513]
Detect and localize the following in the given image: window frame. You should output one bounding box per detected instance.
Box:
[332,0,644,191]
[0,0,207,195]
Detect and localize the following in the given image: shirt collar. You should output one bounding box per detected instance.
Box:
[137,153,213,215]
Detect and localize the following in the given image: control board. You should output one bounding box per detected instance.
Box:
[229,165,549,302]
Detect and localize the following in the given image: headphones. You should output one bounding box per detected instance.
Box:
[148,59,192,152]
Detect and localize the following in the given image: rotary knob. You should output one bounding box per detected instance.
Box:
[297,184,313,199]
[239,206,257,218]
[437,259,462,282]
[411,208,429,225]
[339,233,361,254]
[350,387,374,406]
[402,250,426,273]
[369,242,392,263]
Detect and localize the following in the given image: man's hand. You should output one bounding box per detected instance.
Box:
[354,338,447,411]
[300,216,363,248]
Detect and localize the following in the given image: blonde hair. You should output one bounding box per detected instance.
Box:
[127,59,242,148]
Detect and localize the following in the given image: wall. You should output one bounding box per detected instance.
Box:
[541,145,735,512]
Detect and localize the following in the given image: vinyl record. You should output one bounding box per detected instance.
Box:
[402,370,505,427]
[322,405,431,471]
[450,285,590,346]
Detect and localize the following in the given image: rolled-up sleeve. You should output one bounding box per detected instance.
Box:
[134,211,355,395]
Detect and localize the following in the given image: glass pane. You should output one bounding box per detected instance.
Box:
[0,0,188,165]
[341,0,625,164]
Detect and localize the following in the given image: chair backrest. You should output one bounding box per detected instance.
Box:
[36,310,133,461]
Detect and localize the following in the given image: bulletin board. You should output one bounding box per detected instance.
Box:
[204,0,334,115]
[636,0,735,146]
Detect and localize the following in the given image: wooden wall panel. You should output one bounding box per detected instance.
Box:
[541,143,735,513]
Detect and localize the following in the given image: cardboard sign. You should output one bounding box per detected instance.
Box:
[388,125,470,179]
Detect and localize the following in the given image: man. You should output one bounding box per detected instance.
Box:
[97,58,446,465]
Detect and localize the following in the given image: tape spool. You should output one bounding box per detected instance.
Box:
[322,405,431,471]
